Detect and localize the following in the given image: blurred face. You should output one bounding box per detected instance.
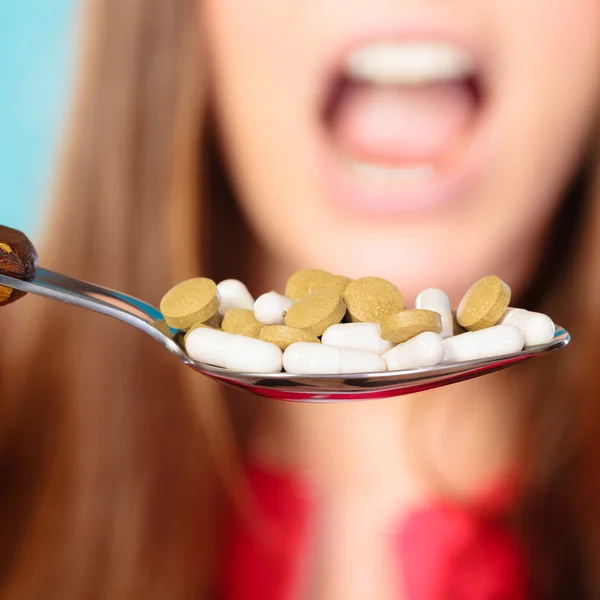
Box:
[201,1,600,303]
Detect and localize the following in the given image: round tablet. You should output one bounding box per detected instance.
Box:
[259,325,320,350]
[451,311,466,336]
[204,313,223,329]
[238,323,264,339]
[457,276,511,331]
[325,274,353,295]
[222,308,262,335]
[343,277,404,323]
[285,269,336,300]
[284,289,346,337]
[160,277,220,330]
[379,309,442,343]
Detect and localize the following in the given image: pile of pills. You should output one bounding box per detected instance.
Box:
[159,270,556,375]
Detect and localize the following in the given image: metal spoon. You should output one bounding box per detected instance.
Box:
[0,228,569,402]
[0,268,570,402]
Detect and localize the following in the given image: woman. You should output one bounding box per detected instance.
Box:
[1,0,599,598]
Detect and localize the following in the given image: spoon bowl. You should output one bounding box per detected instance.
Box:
[189,327,568,401]
[0,267,569,403]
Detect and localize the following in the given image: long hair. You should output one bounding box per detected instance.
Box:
[1,1,600,598]
[0,1,233,597]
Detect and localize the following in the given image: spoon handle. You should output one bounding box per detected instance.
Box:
[0,225,39,306]
[0,225,186,359]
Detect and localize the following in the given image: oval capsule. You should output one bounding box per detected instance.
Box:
[283,342,386,375]
[254,291,294,325]
[498,308,555,347]
[383,332,444,371]
[186,327,282,373]
[216,279,255,317]
[415,288,453,339]
[321,322,392,354]
[443,324,524,363]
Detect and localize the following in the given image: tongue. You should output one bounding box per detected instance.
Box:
[332,81,475,165]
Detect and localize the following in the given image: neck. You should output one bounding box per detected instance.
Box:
[251,374,522,506]
[248,245,524,502]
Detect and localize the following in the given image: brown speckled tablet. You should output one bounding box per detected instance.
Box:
[204,312,223,329]
[343,277,404,323]
[285,269,335,300]
[325,274,353,295]
[451,311,466,336]
[259,325,320,350]
[160,278,220,330]
[284,289,346,337]
[457,276,511,331]
[222,308,262,334]
[237,323,264,339]
[379,309,442,343]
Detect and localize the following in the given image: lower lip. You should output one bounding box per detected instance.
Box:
[316,98,497,218]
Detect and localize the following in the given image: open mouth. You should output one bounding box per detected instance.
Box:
[320,39,488,209]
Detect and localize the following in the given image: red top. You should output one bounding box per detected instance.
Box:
[218,464,528,600]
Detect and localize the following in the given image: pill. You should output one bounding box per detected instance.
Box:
[155,319,175,340]
[160,277,220,330]
[221,308,262,334]
[204,313,223,329]
[0,225,39,306]
[286,270,352,298]
[216,279,255,316]
[451,311,467,336]
[183,321,209,345]
[179,316,222,346]
[383,332,445,371]
[259,325,320,350]
[283,342,386,375]
[321,322,393,354]
[324,274,353,295]
[343,277,404,323]
[443,324,524,363]
[498,308,555,346]
[285,268,335,300]
[254,291,294,325]
[186,327,282,373]
[379,309,442,343]
[457,275,511,331]
[415,288,453,339]
[284,289,346,337]
[238,323,264,339]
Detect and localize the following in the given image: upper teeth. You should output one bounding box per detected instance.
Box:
[345,41,476,86]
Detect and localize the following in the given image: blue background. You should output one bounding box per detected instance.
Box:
[0,1,76,239]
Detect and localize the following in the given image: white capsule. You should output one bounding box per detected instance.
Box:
[216,279,255,317]
[443,324,524,363]
[254,291,294,325]
[321,322,393,354]
[498,308,555,347]
[283,342,386,375]
[186,327,282,373]
[254,292,294,325]
[383,332,444,371]
[415,288,453,338]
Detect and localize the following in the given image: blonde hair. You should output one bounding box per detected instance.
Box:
[0,1,600,598]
